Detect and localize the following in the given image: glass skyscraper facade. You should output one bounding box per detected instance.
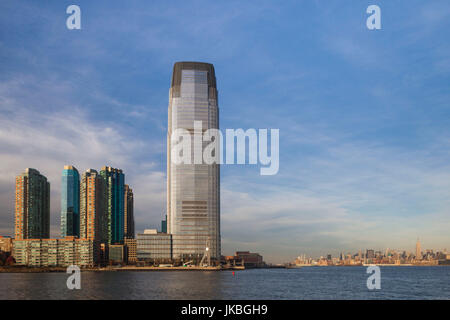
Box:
[161,214,167,233]
[14,168,50,239]
[61,165,80,238]
[100,166,125,244]
[167,62,220,259]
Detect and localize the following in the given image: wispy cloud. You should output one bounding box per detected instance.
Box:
[0,0,449,263]
[0,74,164,238]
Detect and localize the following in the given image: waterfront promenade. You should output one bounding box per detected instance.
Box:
[0,265,246,273]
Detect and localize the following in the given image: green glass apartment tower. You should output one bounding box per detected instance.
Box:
[167,62,221,260]
[61,165,80,238]
[100,166,125,244]
[15,168,50,239]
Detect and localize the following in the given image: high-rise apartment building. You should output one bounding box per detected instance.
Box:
[100,166,125,244]
[124,184,134,239]
[167,62,220,259]
[80,169,108,264]
[15,168,50,239]
[61,165,80,238]
[80,169,107,244]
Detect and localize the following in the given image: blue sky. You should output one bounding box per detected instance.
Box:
[0,0,449,262]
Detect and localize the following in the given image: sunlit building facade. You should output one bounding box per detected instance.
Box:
[0,236,12,253]
[137,229,172,260]
[79,169,108,264]
[124,237,137,263]
[61,165,80,238]
[15,168,50,239]
[167,62,220,259]
[80,169,107,243]
[13,238,95,267]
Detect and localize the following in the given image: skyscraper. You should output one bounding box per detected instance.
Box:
[416,238,421,260]
[79,169,107,244]
[124,184,134,239]
[15,168,50,239]
[61,165,80,238]
[161,214,167,233]
[100,166,125,244]
[167,62,220,259]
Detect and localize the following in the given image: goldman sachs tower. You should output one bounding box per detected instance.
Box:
[167,62,220,260]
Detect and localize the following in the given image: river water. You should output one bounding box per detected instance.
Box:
[1,266,449,299]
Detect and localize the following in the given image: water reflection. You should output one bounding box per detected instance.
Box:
[1,267,450,300]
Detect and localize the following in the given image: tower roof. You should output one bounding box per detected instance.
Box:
[170,61,217,97]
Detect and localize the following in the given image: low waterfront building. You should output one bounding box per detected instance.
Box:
[0,236,12,253]
[223,255,243,266]
[137,229,172,261]
[12,237,95,267]
[109,244,125,264]
[235,251,265,268]
[124,237,137,264]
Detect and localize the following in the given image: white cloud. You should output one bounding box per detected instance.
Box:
[0,75,165,238]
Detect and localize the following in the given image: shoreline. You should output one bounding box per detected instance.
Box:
[1,264,447,273]
[0,265,246,273]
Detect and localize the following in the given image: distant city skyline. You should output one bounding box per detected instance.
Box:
[291,240,449,266]
[0,1,449,263]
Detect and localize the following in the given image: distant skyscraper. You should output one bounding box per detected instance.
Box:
[161,214,167,233]
[416,238,421,260]
[79,169,107,244]
[61,165,80,238]
[100,166,125,244]
[124,184,134,239]
[15,168,50,239]
[167,62,220,259]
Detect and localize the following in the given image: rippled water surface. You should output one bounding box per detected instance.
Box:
[1,266,449,299]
